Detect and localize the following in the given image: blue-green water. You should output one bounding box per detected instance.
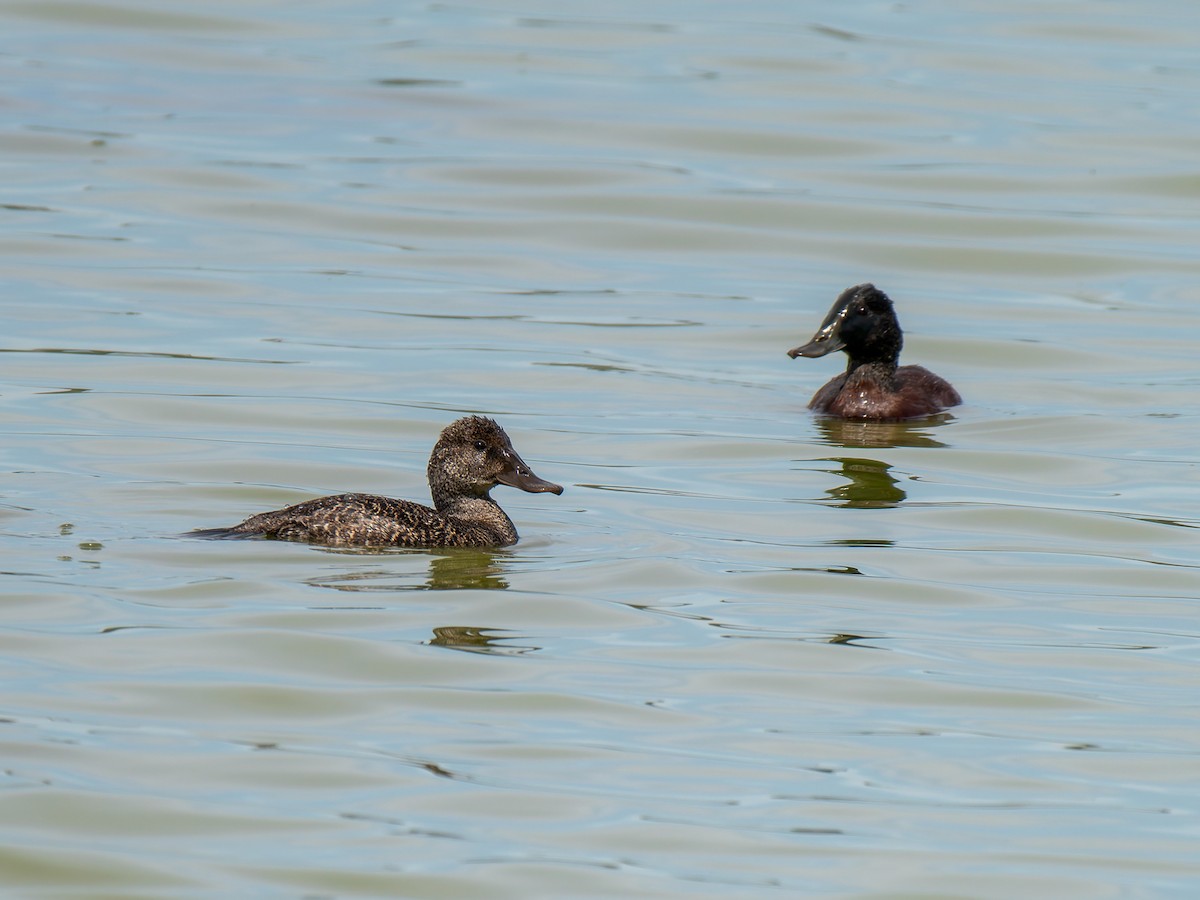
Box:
[3,1,1200,897]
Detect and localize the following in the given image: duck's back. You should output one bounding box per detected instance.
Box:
[227,493,517,547]
[811,365,961,419]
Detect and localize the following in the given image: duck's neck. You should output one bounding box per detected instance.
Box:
[844,320,902,380]
[432,490,518,544]
[845,354,899,383]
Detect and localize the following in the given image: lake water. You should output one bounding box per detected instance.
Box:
[3,1,1200,897]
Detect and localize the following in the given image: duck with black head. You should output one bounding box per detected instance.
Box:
[787,283,961,420]
[192,416,562,547]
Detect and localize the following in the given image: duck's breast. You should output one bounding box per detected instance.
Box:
[810,366,959,419]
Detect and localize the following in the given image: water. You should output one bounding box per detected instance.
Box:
[3,1,1200,896]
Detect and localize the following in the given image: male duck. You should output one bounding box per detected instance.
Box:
[787,283,961,420]
[195,416,562,547]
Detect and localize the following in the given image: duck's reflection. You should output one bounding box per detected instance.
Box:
[822,457,906,508]
[306,548,510,591]
[427,626,540,656]
[426,550,510,591]
[813,415,951,449]
[826,537,895,547]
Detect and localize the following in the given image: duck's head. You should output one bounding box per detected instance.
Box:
[429,416,563,498]
[787,283,903,368]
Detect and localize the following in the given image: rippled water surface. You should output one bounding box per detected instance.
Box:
[3,1,1200,897]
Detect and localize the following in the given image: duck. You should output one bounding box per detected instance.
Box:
[193,416,563,547]
[787,283,961,420]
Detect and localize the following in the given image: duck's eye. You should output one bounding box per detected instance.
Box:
[474,440,487,451]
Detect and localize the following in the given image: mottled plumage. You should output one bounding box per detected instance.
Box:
[193,416,562,547]
[788,283,961,420]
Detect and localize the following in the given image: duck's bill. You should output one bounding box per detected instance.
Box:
[498,462,564,495]
[788,332,844,359]
[788,299,851,359]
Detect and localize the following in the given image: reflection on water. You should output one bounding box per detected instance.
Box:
[428,626,540,656]
[425,551,510,591]
[826,633,873,646]
[826,537,896,548]
[306,549,510,591]
[820,456,906,508]
[812,416,952,449]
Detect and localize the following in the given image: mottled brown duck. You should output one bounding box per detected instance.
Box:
[193,416,562,547]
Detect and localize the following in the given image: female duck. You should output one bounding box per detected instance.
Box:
[787,283,961,420]
[196,416,562,547]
